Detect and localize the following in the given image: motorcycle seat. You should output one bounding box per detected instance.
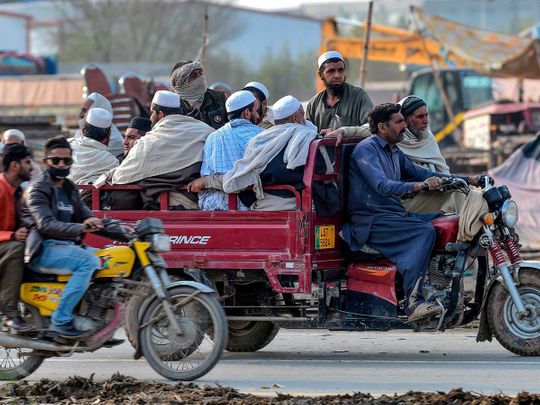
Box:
[23,268,61,283]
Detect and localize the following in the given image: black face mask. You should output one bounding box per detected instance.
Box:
[47,166,70,180]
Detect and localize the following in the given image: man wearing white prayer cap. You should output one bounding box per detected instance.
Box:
[272,95,305,125]
[0,129,42,186]
[243,81,274,128]
[95,88,214,210]
[306,50,373,133]
[69,107,119,193]
[186,90,263,211]
[74,92,124,157]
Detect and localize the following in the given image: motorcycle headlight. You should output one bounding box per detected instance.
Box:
[149,234,171,252]
[501,199,518,228]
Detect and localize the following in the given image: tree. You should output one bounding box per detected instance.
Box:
[55,0,241,64]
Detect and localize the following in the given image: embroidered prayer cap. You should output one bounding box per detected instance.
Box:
[86,107,112,129]
[317,51,345,68]
[152,90,181,108]
[225,90,256,113]
[399,95,427,117]
[272,95,301,120]
[243,81,269,101]
[128,117,152,133]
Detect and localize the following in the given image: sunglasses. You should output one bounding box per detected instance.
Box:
[47,157,73,165]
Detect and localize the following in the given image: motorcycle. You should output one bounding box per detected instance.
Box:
[341,176,539,354]
[0,218,228,381]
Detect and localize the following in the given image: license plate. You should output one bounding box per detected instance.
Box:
[315,225,335,250]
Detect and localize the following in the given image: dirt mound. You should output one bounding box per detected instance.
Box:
[0,374,539,404]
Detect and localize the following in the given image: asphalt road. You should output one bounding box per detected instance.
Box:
[6,329,540,396]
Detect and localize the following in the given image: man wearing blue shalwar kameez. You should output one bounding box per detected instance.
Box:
[188,90,263,210]
[341,103,479,323]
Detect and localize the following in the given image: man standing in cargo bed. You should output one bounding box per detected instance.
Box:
[306,51,373,132]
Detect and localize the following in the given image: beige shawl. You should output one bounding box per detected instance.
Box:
[397,128,450,174]
[69,136,119,185]
[108,114,213,185]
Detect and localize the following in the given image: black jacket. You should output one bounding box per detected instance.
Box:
[182,89,228,130]
[22,172,93,262]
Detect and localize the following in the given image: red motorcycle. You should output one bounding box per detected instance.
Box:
[343,177,539,355]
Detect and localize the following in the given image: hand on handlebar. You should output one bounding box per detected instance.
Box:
[416,176,442,192]
[82,217,103,233]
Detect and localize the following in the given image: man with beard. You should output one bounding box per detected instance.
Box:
[188,90,262,211]
[0,144,34,332]
[341,103,479,323]
[170,60,228,130]
[243,81,274,129]
[96,90,214,210]
[1,129,42,186]
[306,51,373,132]
[397,96,465,215]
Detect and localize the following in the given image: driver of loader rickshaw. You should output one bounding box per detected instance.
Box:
[341,103,481,323]
[22,136,104,339]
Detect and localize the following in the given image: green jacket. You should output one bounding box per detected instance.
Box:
[306,82,373,131]
[182,88,228,130]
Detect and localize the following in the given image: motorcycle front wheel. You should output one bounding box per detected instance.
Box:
[0,303,45,381]
[487,267,540,356]
[139,286,228,381]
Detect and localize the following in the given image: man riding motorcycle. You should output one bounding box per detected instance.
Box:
[23,136,104,338]
[341,103,482,323]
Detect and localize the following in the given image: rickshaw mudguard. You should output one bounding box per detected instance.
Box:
[476,260,540,342]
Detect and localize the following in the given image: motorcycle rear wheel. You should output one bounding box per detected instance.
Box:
[139,286,227,381]
[0,303,45,381]
[487,268,540,356]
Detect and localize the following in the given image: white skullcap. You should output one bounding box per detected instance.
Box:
[87,92,99,102]
[272,95,302,120]
[3,129,26,143]
[317,51,344,68]
[225,90,256,113]
[243,81,269,101]
[152,90,180,108]
[86,107,112,129]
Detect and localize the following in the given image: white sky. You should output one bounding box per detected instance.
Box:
[232,0,366,11]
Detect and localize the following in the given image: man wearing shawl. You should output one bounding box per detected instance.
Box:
[189,90,262,211]
[170,60,228,130]
[397,96,465,215]
[69,108,119,186]
[75,93,124,156]
[95,91,213,210]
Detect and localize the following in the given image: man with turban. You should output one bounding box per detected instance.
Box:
[169,60,228,130]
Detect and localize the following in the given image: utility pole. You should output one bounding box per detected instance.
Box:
[198,4,209,65]
[359,0,374,88]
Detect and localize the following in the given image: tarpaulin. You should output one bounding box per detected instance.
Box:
[490,135,540,253]
[415,8,540,79]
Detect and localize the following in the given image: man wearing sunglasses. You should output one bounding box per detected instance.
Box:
[23,136,104,338]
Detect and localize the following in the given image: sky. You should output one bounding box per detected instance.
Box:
[232,0,364,11]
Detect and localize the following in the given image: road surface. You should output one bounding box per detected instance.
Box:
[7,329,540,396]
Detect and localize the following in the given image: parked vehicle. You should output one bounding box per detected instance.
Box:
[0,218,228,381]
[84,137,539,355]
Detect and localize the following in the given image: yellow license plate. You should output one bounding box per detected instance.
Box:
[315,225,335,250]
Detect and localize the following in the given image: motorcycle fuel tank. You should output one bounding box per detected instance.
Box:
[94,246,136,279]
[431,215,460,251]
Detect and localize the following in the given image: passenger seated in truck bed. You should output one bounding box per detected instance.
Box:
[94,90,213,210]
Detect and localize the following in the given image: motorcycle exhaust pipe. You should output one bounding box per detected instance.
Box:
[0,332,84,352]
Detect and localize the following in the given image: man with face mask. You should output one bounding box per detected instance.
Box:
[23,136,104,338]
[306,51,373,132]
[187,90,263,211]
[74,93,124,157]
[397,96,465,215]
[169,60,228,130]
[0,144,34,332]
